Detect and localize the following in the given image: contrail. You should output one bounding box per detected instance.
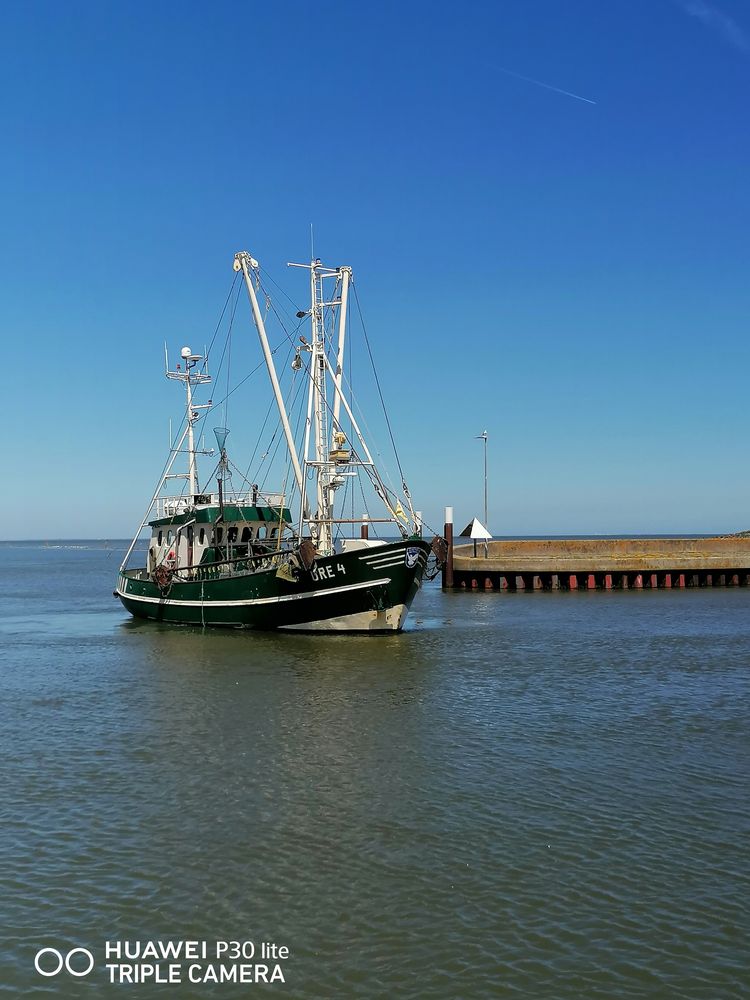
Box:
[496,66,596,105]
[676,0,750,54]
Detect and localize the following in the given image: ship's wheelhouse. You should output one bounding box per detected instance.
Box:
[147,501,293,572]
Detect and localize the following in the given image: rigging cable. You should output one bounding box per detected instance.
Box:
[352,282,408,491]
[240,342,296,487]
[203,271,239,372]
[210,280,242,411]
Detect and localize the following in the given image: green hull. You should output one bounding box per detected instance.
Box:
[116,539,429,632]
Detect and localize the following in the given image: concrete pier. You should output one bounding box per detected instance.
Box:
[448,537,750,591]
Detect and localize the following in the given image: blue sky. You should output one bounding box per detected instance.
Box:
[2,0,749,539]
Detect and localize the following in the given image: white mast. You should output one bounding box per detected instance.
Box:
[165,345,211,500]
[311,262,332,553]
[185,363,197,498]
[234,252,305,501]
[288,256,410,548]
[289,258,345,555]
[331,266,351,437]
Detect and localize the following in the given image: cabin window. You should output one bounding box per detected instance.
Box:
[167,530,173,544]
[228,526,238,543]
[187,526,194,543]
[158,531,163,545]
[216,527,223,543]
[241,527,251,543]
[199,528,205,545]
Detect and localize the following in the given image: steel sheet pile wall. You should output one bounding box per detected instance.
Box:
[448,537,750,591]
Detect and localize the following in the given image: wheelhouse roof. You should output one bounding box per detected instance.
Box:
[148,503,292,529]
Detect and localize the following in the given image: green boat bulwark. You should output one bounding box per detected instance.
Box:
[117,537,431,631]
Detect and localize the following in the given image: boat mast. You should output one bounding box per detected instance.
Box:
[165,346,211,500]
[331,266,351,438]
[290,260,350,555]
[234,252,305,503]
[288,256,411,547]
[311,262,333,553]
[185,364,197,498]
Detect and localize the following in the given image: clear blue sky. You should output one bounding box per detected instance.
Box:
[2,0,749,539]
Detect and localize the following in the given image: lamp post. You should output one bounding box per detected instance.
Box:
[476,430,488,557]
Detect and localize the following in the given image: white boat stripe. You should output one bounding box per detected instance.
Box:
[361,547,426,555]
[364,554,428,568]
[117,577,391,608]
[357,550,404,560]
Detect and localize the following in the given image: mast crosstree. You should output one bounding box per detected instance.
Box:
[165,346,212,500]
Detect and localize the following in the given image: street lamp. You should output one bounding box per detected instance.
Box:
[476,430,488,557]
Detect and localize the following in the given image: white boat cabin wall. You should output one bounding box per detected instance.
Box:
[146,503,291,575]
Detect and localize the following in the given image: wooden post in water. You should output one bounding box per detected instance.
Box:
[442,506,454,589]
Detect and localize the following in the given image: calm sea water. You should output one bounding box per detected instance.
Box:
[1,542,748,999]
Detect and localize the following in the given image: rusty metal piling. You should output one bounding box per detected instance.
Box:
[443,535,750,592]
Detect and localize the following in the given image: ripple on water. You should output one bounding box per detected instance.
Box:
[0,557,749,997]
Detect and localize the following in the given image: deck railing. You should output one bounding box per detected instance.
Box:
[154,492,286,519]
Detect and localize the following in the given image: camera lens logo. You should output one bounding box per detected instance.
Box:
[35,947,95,978]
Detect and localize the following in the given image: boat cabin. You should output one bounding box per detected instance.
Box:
[147,500,293,572]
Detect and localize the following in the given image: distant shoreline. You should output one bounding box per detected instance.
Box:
[0,534,732,544]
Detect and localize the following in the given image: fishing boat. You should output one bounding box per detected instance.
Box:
[115,250,445,632]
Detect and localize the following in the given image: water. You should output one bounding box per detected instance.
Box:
[1,542,748,998]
